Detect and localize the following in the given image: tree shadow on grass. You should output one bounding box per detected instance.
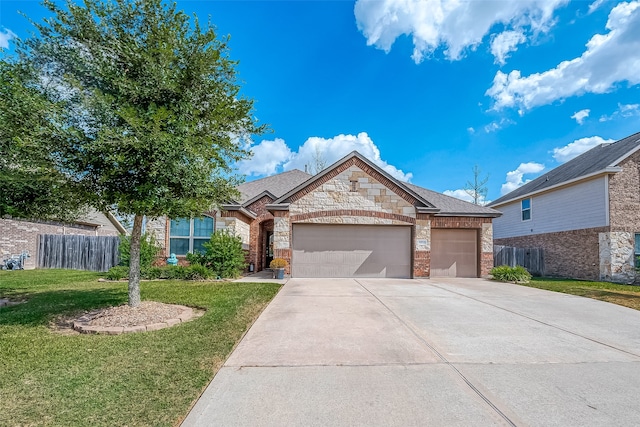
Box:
[0,287,126,327]
[578,289,640,311]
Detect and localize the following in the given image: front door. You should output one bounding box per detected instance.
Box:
[265,231,274,269]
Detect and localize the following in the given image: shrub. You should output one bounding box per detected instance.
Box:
[183,264,212,280]
[490,265,532,283]
[186,230,246,278]
[118,232,162,269]
[269,258,287,269]
[141,267,163,280]
[105,266,129,280]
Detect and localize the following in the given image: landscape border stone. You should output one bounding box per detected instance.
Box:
[72,304,196,335]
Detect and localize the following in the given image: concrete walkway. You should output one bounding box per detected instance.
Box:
[182,278,640,426]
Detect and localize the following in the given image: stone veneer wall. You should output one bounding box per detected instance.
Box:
[289,165,416,220]
[272,211,291,273]
[599,231,636,283]
[220,211,251,247]
[0,218,119,269]
[146,217,168,256]
[495,226,608,280]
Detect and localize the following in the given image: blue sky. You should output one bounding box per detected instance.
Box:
[2,0,639,203]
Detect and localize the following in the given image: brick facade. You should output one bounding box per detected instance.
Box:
[0,217,120,270]
[495,226,609,280]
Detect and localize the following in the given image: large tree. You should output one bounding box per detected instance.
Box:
[12,0,264,306]
[0,60,86,221]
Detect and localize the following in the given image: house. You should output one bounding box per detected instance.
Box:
[0,209,126,269]
[489,131,640,283]
[148,151,501,278]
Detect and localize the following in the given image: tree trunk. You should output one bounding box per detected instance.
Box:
[128,214,143,307]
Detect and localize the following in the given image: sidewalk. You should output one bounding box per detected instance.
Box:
[233,270,289,284]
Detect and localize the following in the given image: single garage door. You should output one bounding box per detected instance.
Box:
[431,229,478,278]
[292,224,411,278]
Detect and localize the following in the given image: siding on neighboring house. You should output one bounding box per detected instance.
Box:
[493,176,608,239]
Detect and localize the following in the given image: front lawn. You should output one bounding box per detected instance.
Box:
[0,269,280,426]
[520,277,640,310]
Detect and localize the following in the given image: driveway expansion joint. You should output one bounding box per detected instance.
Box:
[355,279,519,427]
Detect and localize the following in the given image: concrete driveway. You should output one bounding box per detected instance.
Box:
[182,278,640,426]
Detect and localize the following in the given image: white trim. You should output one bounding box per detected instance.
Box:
[491,167,621,208]
[521,197,532,222]
[605,174,610,227]
[169,215,215,255]
[608,137,640,168]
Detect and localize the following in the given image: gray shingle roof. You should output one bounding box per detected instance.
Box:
[489,131,640,207]
[236,152,500,217]
[404,183,501,216]
[237,170,312,204]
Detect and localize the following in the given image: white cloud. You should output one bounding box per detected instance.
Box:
[552,136,615,162]
[237,138,292,176]
[571,109,591,124]
[501,162,545,195]
[599,103,640,121]
[487,1,640,111]
[0,28,16,49]
[491,30,526,66]
[354,0,568,64]
[284,132,413,182]
[443,189,490,205]
[484,117,514,133]
[588,0,607,14]
[237,132,413,182]
[467,127,475,134]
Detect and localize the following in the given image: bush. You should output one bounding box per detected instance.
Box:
[269,258,287,269]
[183,264,212,280]
[106,265,214,281]
[186,230,246,278]
[490,265,532,283]
[105,266,129,280]
[118,232,162,269]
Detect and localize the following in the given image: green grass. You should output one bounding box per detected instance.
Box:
[0,269,281,426]
[519,277,640,310]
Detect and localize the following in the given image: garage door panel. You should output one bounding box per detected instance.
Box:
[431,229,478,278]
[292,225,411,278]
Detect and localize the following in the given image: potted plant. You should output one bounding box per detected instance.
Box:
[269,258,287,279]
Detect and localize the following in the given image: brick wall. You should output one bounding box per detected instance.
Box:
[495,226,608,280]
[246,195,274,271]
[0,218,119,269]
[609,150,640,232]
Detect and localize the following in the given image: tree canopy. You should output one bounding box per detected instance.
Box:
[5,0,265,305]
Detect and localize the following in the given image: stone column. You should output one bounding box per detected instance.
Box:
[480,222,493,277]
[273,211,291,274]
[414,214,431,277]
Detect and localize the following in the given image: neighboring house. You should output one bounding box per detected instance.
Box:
[148,151,501,278]
[0,209,126,269]
[489,131,640,283]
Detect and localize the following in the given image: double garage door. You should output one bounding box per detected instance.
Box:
[292,224,411,278]
[291,224,479,278]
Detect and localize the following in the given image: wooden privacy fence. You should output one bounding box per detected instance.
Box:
[37,234,120,272]
[493,245,544,276]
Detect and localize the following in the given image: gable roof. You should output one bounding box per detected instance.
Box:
[236,169,312,205]
[404,183,500,217]
[489,131,640,207]
[264,151,500,217]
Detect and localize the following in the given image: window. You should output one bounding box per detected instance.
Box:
[169,216,214,255]
[521,198,531,221]
[635,234,640,268]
